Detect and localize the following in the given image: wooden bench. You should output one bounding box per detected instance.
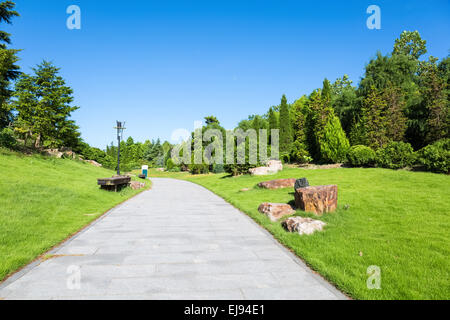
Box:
[97,176,131,192]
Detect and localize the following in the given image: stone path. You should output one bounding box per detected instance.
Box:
[0,178,345,300]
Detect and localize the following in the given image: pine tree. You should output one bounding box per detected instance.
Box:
[362,86,389,149]
[279,94,292,154]
[0,1,20,129]
[14,61,80,148]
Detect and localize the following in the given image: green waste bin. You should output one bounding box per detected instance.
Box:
[142,165,148,178]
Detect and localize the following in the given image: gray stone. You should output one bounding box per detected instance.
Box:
[294,177,309,190]
[0,178,345,300]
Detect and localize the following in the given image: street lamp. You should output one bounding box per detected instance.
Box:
[114,121,126,175]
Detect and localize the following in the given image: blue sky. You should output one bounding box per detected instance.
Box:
[6,0,450,148]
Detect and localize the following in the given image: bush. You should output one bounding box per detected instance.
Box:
[376,141,415,169]
[189,163,209,174]
[417,139,450,174]
[347,145,376,167]
[0,128,17,149]
[317,115,350,163]
[165,158,176,171]
[290,141,312,164]
[224,163,256,176]
[168,166,181,172]
[212,164,225,173]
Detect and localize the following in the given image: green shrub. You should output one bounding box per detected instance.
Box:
[290,141,312,164]
[212,164,225,173]
[165,158,176,171]
[168,166,181,172]
[224,163,256,176]
[281,153,290,164]
[376,141,415,169]
[347,145,376,167]
[189,163,209,174]
[317,115,350,163]
[0,128,17,149]
[417,139,450,174]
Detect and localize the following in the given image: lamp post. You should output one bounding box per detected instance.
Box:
[114,121,126,176]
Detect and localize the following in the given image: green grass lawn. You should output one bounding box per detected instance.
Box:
[150,167,449,300]
[0,149,151,282]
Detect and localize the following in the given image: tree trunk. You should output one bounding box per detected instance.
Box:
[34,133,41,149]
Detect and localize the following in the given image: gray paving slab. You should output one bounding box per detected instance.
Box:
[0,177,346,300]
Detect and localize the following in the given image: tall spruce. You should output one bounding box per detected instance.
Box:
[279,94,292,154]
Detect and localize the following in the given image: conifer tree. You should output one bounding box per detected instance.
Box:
[279,94,292,154]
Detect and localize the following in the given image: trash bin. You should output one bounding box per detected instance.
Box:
[142,165,148,178]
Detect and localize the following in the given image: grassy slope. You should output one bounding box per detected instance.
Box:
[150,167,449,300]
[0,150,151,282]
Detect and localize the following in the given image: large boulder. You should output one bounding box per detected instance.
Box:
[258,178,296,189]
[249,160,283,176]
[258,202,295,221]
[294,185,338,215]
[282,217,326,235]
[267,160,283,172]
[249,167,272,176]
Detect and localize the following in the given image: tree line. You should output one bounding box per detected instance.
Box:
[169,31,448,174]
[0,1,170,171]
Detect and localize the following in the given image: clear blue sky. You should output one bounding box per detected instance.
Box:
[6,0,450,148]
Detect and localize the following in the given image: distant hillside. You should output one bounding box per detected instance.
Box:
[0,148,150,282]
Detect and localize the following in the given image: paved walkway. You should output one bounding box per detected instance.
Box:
[0,178,345,300]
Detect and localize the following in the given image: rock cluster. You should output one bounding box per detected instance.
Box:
[282,217,326,235]
[129,181,146,190]
[257,202,295,221]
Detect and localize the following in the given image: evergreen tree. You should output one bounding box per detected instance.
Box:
[362,86,389,149]
[13,61,80,148]
[0,1,20,129]
[279,94,292,154]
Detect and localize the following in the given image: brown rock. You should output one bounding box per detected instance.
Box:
[258,178,296,189]
[294,185,337,215]
[130,181,145,190]
[86,160,102,167]
[258,202,295,221]
[282,217,326,235]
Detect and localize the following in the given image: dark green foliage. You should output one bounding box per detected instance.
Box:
[212,163,225,173]
[417,139,450,173]
[13,61,81,149]
[0,126,15,148]
[0,1,20,129]
[189,163,209,174]
[331,75,358,135]
[290,140,311,164]
[224,163,256,176]
[279,94,292,155]
[376,141,416,169]
[346,145,376,167]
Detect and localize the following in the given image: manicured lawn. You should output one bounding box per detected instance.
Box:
[150,167,449,300]
[0,149,151,282]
